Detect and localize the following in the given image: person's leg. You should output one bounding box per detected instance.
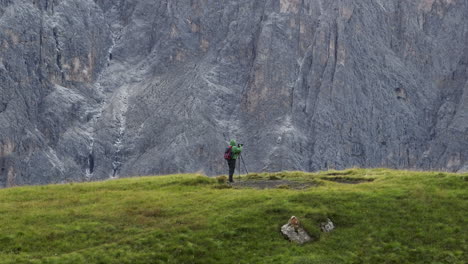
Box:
[227,160,232,182]
[228,159,236,182]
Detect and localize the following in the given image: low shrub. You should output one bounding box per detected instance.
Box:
[216,176,228,184]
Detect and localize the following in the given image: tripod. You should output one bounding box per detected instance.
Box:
[238,153,249,179]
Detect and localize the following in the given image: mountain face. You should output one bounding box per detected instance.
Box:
[0,0,467,187]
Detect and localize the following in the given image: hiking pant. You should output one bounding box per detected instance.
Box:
[227,159,236,182]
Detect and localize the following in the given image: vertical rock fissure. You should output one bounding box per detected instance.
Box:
[292,44,314,112]
[52,27,64,82]
[84,19,120,180]
[88,153,94,174]
[38,9,44,83]
[330,21,338,84]
[85,138,95,179]
[111,86,129,179]
[241,0,268,99]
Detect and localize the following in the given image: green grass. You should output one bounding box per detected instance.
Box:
[0,169,467,264]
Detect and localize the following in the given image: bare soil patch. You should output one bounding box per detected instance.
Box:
[230,180,319,190]
[321,177,374,184]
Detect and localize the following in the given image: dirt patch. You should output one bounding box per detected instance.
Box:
[324,170,356,176]
[321,177,374,184]
[230,180,319,190]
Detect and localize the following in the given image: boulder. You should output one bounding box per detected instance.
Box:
[281,216,312,244]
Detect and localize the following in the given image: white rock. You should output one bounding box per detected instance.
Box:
[281,217,312,244]
[321,218,335,232]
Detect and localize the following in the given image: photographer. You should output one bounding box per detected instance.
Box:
[224,139,243,183]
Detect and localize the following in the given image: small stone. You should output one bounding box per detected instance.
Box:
[281,216,312,244]
[320,218,335,232]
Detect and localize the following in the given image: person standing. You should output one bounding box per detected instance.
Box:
[224,139,243,183]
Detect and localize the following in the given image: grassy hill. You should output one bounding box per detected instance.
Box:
[0,169,466,264]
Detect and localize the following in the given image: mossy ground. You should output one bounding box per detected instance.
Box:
[0,169,466,263]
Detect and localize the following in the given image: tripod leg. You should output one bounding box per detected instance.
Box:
[238,157,241,180]
[241,155,249,174]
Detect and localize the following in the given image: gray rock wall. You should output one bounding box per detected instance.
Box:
[1,0,467,186]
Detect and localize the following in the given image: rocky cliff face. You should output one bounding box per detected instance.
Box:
[1,0,467,186]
